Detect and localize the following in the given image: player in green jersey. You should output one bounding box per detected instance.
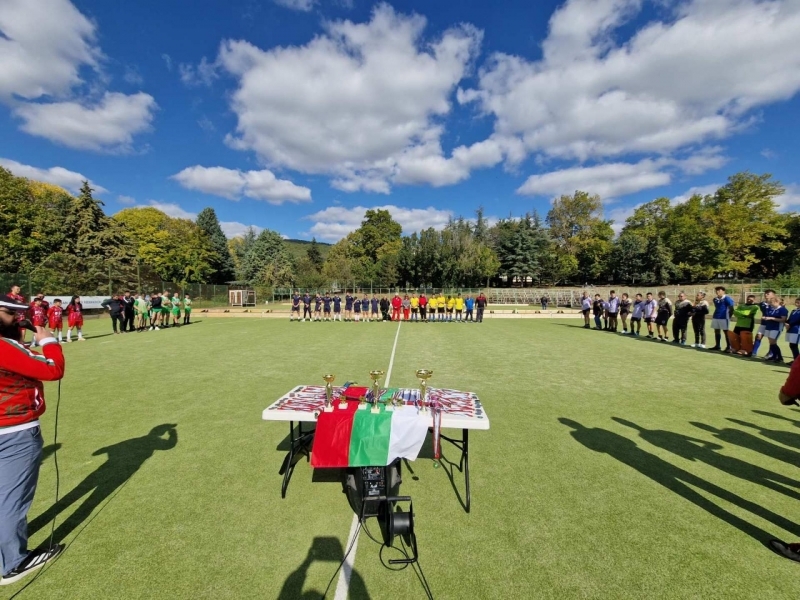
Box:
[160,292,172,327]
[170,293,182,326]
[182,294,192,324]
[135,294,149,331]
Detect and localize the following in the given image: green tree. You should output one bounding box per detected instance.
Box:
[706,172,786,275]
[306,238,324,272]
[196,207,236,284]
[608,232,649,284]
[241,229,294,286]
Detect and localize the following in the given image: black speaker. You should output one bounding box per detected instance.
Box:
[344,460,401,518]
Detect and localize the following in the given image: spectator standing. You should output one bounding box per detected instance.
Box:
[391,294,402,321]
[102,294,126,334]
[465,295,475,322]
[691,292,710,349]
[122,291,135,332]
[379,296,390,322]
[769,360,800,561]
[672,292,693,345]
[475,292,487,323]
[0,294,66,585]
[541,294,550,311]
[419,293,428,322]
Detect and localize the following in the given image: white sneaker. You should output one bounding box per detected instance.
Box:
[155,327,160,331]
[698,344,706,349]
[690,344,696,348]
[78,337,86,342]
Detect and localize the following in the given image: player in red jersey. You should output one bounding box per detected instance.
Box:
[28,299,47,348]
[66,295,85,342]
[47,299,64,343]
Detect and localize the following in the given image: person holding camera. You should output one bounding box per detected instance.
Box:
[0,295,66,585]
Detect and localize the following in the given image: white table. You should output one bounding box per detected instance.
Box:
[262,386,490,512]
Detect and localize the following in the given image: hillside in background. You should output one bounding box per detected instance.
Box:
[284,238,331,261]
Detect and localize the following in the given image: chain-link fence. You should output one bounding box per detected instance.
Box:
[0,272,229,309]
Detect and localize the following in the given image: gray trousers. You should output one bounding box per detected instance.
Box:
[0,427,43,576]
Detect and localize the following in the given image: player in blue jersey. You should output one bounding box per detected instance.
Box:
[302,292,312,322]
[344,292,354,321]
[322,293,332,321]
[291,292,301,321]
[332,293,342,321]
[762,296,788,362]
[370,295,380,321]
[360,295,370,322]
[786,297,800,365]
[314,294,323,321]
[710,286,735,351]
[352,294,362,322]
[752,289,776,358]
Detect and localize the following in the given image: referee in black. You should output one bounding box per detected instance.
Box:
[122,291,135,332]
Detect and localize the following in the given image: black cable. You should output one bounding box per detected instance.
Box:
[400,537,434,600]
[9,380,62,599]
[320,521,361,600]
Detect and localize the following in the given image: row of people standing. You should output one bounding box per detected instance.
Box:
[580,287,799,364]
[289,292,489,322]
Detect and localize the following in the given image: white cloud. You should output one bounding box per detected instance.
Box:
[517,159,671,198]
[171,165,311,204]
[671,183,720,204]
[220,222,264,238]
[217,3,485,192]
[0,157,106,194]
[775,184,800,212]
[0,0,100,101]
[305,204,453,241]
[14,92,157,152]
[197,116,215,132]
[123,66,144,85]
[761,148,778,159]
[161,53,173,71]
[273,0,315,11]
[146,201,197,220]
[462,0,800,164]
[0,0,157,152]
[179,57,218,86]
[117,194,136,205]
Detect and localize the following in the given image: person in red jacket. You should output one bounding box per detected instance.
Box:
[391,293,402,321]
[769,359,800,562]
[0,295,65,585]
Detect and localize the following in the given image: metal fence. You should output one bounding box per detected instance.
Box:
[0,273,229,309]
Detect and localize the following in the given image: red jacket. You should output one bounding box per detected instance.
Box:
[0,337,65,428]
[391,296,402,309]
[782,360,800,400]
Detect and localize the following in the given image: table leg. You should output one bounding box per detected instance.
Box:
[438,428,471,513]
[279,421,315,498]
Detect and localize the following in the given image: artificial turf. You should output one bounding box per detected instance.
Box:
[5,316,800,599]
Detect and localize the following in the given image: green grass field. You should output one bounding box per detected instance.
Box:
[5,317,800,599]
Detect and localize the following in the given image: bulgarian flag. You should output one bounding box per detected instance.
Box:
[311,401,430,468]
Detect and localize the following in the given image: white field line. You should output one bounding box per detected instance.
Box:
[334,320,402,600]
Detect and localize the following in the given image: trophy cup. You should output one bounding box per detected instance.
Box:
[415,369,433,412]
[323,374,335,412]
[369,370,384,413]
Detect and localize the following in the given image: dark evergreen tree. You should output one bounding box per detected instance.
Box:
[306,238,324,272]
[196,207,236,283]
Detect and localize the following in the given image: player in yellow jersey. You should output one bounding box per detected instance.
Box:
[446,295,455,322]
[428,295,437,322]
[454,293,465,322]
[410,294,420,322]
[437,294,446,322]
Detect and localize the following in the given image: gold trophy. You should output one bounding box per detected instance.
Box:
[323,374,335,412]
[369,370,384,413]
[415,369,433,411]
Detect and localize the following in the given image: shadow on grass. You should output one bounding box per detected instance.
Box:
[559,418,800,542]
[41,443,61,463]
[28,424,178,543]
[614,418,800,501]
[279,536,370,600]
[691,422,800,468]
[727,418,800,450]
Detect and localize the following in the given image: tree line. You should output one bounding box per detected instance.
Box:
[1,166,798,294]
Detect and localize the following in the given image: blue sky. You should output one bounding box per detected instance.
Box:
[1,0,799,241]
